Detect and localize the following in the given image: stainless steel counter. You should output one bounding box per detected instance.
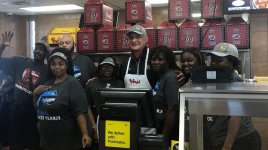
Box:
[178,82,268,150]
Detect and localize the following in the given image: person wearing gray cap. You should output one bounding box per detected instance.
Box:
[58,33,98,146]
[119,24,152,89]
[0,31,49,150]
[86,56,124,117]
[33,48,92,150]
[85,56,124,149]
[210,42,240,71]
[203,42,261,150]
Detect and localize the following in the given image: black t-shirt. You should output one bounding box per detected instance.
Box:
[119,46,148,80]
[153,69,179,114]
[86,79,124,119]
[36,76,88,150]
[152,69,179,133]
[0,69,13,122]
[204,72,256,145]
[0,56,47,105]
[73,54,96,88]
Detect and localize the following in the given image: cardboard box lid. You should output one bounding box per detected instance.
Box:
[179,19,199,28]
[227,17,248,25]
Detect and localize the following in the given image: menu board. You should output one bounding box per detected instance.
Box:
[226,0,268,13]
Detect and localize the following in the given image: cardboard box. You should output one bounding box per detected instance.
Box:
[76,27,95,53]
[96,25,115,52]
[201,0,223,19]
[178,20,200,49]
[84,0,113,26]
[168,0,190,21]
[125,0,152,24]
[157,21,179,50]
[201,20,225,50]
[226,17,250,49]
[115,24,132,52]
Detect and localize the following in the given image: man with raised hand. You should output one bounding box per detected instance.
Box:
[0,31,49,150]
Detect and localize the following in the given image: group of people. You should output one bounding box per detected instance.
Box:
[0,24,261,150]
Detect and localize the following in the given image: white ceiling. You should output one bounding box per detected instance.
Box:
[0,0,128,15]
[0,0,150,15]
[0,0,201,16]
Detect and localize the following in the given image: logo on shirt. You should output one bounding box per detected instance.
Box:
[36,90,57,109]
[36,90,60,121]
[16,68,42,95]
[152,82,160,96]
[73,65,81,79]
[106,83,111,88]
[206,116,213,122]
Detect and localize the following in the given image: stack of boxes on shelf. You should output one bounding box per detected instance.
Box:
[77,0,154,53]
[77,0,114,53]
[200,0,249,50]
[200,0,224,50]
[165,0,199,50]
[77,0,250,54]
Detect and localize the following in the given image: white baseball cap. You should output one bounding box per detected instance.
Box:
[49,52,67,62]
[99,57,115,66]
[209,42,238,58]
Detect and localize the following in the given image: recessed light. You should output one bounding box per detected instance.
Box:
[232,0,245,7]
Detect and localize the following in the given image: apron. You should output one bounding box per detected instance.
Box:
[124,48,156,134]
[124,48,151,89]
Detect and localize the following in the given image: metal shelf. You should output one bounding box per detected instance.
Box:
[82,52,131,56]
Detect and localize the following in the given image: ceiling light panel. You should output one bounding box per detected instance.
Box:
[20,4,83,12]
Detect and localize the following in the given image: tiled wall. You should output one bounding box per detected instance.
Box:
[250,14,268,76]
[0,13,26,57]
[32,13,81,43]
[249,13,268,150]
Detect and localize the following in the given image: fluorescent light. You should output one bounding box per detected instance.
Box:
[191,0,201,2]
[147,0,168,4]
[20,4,83,12]
[192,13,201,18]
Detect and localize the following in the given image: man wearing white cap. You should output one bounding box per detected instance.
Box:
[120,24,152,89]
[203,42,261,150]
